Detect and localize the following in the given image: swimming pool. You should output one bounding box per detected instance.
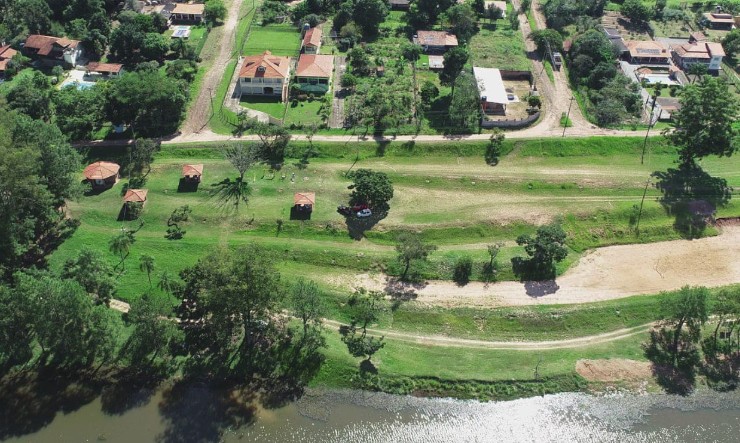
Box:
[60,79,96,90]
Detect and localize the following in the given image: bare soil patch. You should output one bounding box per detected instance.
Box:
[343,226,740,308]
[576,359,652,382]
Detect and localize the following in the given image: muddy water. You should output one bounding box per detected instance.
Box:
[4,387,740,442]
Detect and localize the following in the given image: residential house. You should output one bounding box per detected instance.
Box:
[473,67,508,114]
[22,35,82,67]
[238,51,292,101]
[388,0,410,10]
[702,11,735,30]
[302,27,322,54]
[625,40,670,65]
[428,55,444,70]
[413,31,459,53]
[171,3,205,24]
[485,1,507,18]
[603,27,628,57]
[0,44,18,76]
[295,54,334,94]
[672,41,725,72]
[85,62,124,80]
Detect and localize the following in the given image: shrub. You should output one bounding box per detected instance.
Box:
[452,256,473,286]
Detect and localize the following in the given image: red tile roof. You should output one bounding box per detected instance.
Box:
[24,35,79,56]
[625,40,670,59]
[303,27,322,48]
[123,189,148,203]
[172,3,205,15]
[296,54,334,78]
[0,44,17,60]
[294,192,315,205]
[182,164,204,177]
[239,51,291,79]
[674,42,726,59]
[415,31,459,47]
[83,161,120,180]
[86,62,124,74]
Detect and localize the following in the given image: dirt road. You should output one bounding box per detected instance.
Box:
[342,225,740,309]
[180,0,246,135]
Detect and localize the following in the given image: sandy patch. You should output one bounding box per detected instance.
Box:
[343,226,740,308]
[576,359,652,382]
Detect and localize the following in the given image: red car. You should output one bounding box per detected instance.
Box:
[351,204,369,212]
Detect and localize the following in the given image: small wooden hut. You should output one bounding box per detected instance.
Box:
[182,164,203,182]
[123,189,148,205]
[293,192,315,212]
[83,161,120,188]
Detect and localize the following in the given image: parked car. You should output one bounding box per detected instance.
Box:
[351,204,369,212]
[337,205,352,216]
[357,208,372,218]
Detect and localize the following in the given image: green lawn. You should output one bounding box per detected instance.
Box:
[52,137,740,305]
[284,98,326,126]
[469,24,531,71]
[239,96,286,119]
[243,23,301,56]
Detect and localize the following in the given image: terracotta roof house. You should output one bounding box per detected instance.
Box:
[123,189,149,204]
[0,44,18,75]
[171,3,205,23]
[296,54,334,94]
[689,31,707,43]
[302,27,322,54]
[673,41,726,72]
[182,164,203,181]
[625,40,670,64]
[83,161,120,188]
[473,67,508,115]
[85,62,124,80]
[23,35,82,67]
[413,31,459,53]
[702,12,735,30]
[238,51,292,101]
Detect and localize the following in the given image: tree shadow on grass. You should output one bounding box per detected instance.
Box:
[652,162,732,239]
[344,210,388,240]
[643,327,699,395]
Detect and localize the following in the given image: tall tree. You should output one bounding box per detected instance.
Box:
[449,71,481,130]
[395,232,437,280]
[120,294,181,369]
[352,0,388,39]
[61,248,117,306]
[667,77,740,164]
[109,230,135,271]
[512,223,568,280]
[439,47,469,93]
[290,278,324,337]
[347,168,394,211]
[445,4,477,44]
[662,286,709,367]
[340,290,385,363]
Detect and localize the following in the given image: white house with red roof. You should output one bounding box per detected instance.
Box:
[295,54,334,94]
[302,28,322,54]
[238,51,292,101]
[23,35,82,67]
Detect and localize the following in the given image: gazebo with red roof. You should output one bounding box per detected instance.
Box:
[294,192,315,212]
[182,164,203,182]
[83,161,120,188]
[123,189,148,205]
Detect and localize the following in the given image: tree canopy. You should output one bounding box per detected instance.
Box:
[347,169,394,211]
[512,223,569,280]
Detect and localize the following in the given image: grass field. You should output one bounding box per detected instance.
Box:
[52,137,740,305]
[469,24,531,71]
[242,23,301,56]
[239,96,286,119]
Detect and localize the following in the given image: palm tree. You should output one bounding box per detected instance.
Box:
[157,271,174,296]
[139,254,155,287]
[109,231,134,271]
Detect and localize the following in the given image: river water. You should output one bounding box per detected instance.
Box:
[4,386,740,442]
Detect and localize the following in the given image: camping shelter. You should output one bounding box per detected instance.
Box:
[294,192,315,212]
[83,161,120,188]
[182,164,203,182]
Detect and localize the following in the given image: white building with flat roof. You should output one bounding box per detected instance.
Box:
[473,67,508,114]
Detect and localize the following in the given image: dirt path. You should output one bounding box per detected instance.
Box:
[106,298,652,350]
[180,0,246,135]
[342,226,740,309]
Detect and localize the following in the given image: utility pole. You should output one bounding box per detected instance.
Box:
[562,97,575,137]
[635,178,651,236]
[641,96,659,164]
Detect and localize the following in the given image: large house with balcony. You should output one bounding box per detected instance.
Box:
[23,34,82,67]
[295,54,334,94]
[672,40,725,73]
[238,51,292,101]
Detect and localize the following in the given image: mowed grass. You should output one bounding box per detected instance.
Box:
[285,98,326,126]
[51,138,740,304]
[469,23,531,71]
[239,96,286,119]
[242,23,300,56]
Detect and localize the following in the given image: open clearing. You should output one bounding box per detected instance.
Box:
[576,359,652,382]
[338,225,740,308]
